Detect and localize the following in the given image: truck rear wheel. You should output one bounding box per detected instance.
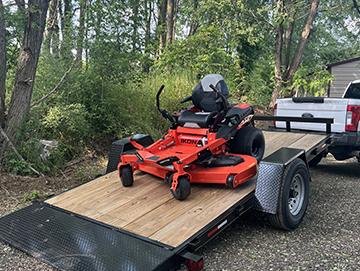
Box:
[120,165,134,187]
[230,126,265,162]
[269,158,310,230]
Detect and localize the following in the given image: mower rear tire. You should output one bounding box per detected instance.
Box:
[230,126,265,162]
[120,165,134,187]
[170,175,191,200]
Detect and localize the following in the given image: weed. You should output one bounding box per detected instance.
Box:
[22,190,40,202]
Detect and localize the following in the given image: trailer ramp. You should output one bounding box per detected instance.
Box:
[0,201,178,271]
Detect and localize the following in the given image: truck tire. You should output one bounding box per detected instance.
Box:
[170,175,191,200]
[332,152,352,161]
[269,158,310,230]
[230,126,265,162]
[120,165,134,187]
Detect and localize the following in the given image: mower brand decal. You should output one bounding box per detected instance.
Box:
[181,139,203,146]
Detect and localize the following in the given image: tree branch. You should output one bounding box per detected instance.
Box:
[30,58,77,108]
[353,0,360,15]
[0,125,46,181]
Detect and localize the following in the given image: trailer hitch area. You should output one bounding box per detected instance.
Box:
[180,251,204,271]
[129,137,145,151]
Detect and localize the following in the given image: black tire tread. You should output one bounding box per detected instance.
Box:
[269,158,309,230]
[170,175,191,200]
[120,165,134,187]
[230,126,265,162]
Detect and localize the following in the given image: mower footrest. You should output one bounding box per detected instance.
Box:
[204,155,244,168]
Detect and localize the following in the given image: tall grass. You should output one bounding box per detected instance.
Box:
[119,70,199,139]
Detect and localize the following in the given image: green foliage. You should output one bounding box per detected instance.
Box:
[3,122,65,176]
[155,25,237,76]
[41,103,93,146]
[119,70,199,139]
[8,159,31,176]
[22,190,40,202]
[289,66,334,97]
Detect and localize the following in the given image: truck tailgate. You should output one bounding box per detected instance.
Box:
[275,98,348,133]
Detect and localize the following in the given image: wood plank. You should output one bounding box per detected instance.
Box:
[46,171,168,215]
[148,179,255,247]
[263,131,305,157]
[93,183,173,227]
[123,185,220,237]
[287,134,327,151]
[45,130,327,248]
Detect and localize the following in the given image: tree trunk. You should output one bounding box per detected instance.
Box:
[166,0,174,45]
[188,0,198,36]
[0,0,6,128]
[143,0,152,73]
[270,0,320,107]
[131,0,139,52]
[60,0,73,61]
[0,0,50,161]
[45,0,59,56]
[158,0,167,55]
[76,0,86,64]
[271,0,284,108]
[172,0,179,42]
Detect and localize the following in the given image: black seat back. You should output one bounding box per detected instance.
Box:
[192,74,230,112]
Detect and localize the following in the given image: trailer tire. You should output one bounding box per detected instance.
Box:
[269,158,310,230]
[230,126,265,162]
[120,165,134,187]
[170,175,191,200]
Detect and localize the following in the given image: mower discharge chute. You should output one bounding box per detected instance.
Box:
[118,74,265,200]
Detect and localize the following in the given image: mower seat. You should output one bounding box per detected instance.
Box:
[177,110,218,128]
[177,74,230,128]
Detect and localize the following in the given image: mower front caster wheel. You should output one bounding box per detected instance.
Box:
[169,175,191,200]
[120,165,134,187]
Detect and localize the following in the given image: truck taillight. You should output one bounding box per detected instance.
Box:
[273,104,277,126]
[346,105,360,131]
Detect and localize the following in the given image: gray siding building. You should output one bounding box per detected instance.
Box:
[327,57,360,97]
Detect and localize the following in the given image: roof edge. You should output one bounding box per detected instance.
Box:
[327,56,360,68]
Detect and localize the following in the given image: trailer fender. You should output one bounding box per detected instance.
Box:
[106,134,154,173]
[253,147,309,217]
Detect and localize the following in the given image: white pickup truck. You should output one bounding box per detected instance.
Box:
[274,79,360,165]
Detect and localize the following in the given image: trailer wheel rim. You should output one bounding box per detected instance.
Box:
[288,173,305,216]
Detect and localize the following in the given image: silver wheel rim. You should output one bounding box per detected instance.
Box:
[288,173,305,216]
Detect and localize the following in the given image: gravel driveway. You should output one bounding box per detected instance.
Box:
[1,155,359,270]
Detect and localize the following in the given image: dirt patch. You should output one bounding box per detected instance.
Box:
[252,104,273,130]
[0,151,108,270]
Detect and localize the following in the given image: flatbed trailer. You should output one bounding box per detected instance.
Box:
[0,122,334,271]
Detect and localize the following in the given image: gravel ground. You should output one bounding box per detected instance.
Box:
[0,155,359,270]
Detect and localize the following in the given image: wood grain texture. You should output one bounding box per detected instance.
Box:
[46,131,327,247]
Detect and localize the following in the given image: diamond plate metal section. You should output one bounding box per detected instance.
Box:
[0,202,175,271]
[253,162,284,214]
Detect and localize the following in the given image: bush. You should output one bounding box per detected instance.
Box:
[41,103,93,145]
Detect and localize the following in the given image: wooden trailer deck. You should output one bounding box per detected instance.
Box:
[46,130,328,248]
